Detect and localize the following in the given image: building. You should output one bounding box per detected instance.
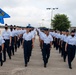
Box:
[70,26,76,31]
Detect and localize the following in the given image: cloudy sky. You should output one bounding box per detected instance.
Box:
[0,0,76,28]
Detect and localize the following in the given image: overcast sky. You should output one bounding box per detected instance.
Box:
[0,0,76,28]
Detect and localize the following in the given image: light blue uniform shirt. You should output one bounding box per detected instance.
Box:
[66,36,76,45]
[23,32,34,41]
[63,35,69,42]
[2,30,12,40]
[60,34,65,41]
[42,34,53,44]
[10,30,16,37]
[31,29,36,36]
[14,30,19,36]
[37,29,45,40]
[38,29,53,44]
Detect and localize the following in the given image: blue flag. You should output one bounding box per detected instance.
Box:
[0,17,4,24]
[0,8,10,18]
[0,8,10,24]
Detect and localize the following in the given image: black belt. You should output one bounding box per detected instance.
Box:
[4,39,9,41]
[63,41,66,44]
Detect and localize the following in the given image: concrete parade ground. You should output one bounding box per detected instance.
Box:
[0,36,76,75]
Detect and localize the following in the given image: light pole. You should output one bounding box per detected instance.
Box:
[46,8,58,29]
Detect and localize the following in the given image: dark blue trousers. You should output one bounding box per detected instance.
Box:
[59,40,62,54]
[17,38,20,48]
[0,46,2,62]
[53,37,56,48]
[23,40,32,65]
[42,43,50,65]
[10,37,15,55]
[62,41,67,61]
[55,38,59,50]
[14,36,17,52]
[3,40,11,61]
[67,44,76,67]
[20,37,23,45]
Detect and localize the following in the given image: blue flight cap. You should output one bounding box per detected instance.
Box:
[44,28,49,31]
[71,30,75,33]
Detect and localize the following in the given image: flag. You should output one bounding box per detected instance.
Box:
[0,17,4,24]
[0,8,10,18]
[0,8,10,24]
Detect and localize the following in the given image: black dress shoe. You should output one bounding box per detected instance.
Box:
[44,64,47,68]
[9,57,11,59]
[1,61,3,66]
[25,64,27,67]
[3,60,6,62]
[69,66,72,69]
[64,60,66,62]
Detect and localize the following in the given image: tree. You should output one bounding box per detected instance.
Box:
[51,14,71,31]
